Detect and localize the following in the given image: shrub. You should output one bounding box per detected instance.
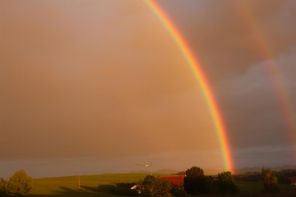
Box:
[215,171,238,194]
[142,175,172,197]
[170,186,189,197]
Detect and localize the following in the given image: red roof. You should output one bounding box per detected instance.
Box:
[158,175,184,187]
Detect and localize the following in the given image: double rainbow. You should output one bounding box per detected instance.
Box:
[145,0,234,171]
[234,1,296,135]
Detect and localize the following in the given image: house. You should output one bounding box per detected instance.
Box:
[158,175,184,187]
[289,177,296,185]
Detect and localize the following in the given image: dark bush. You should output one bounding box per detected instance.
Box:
[170,186,189,197]
[184,167,211,195]
[215,171,238,194]
[142,175,172,197]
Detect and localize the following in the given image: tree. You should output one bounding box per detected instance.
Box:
[184,167,210,195]
[142,175,172,197]
[261,168,279,193]
[216,171,238,194]
[6,170,32,196]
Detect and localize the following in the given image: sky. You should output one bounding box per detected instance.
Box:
[0,0,296,177]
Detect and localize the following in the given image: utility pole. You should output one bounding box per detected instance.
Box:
[77,175,81,189]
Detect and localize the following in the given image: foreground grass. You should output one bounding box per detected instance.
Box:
[26,173,296,197]
[236,181,296,196]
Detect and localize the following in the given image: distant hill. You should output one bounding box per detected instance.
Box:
[235,165,296,174]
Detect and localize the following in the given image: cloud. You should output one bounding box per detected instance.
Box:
[158,0,296,82]
[233,145,296,168]
[218,50,296,156]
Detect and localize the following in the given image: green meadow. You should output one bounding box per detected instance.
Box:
[27,173,147,197]
[25,173,296,197]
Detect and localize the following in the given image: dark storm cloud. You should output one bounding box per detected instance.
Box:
[219,50,296,148]
[159,0,296,81]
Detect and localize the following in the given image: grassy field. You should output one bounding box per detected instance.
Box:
[26,173,296,197]
[27,173,148,197]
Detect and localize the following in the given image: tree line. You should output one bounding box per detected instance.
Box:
[135,166,284,196]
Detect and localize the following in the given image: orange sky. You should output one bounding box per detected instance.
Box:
[1,0,296,177]
[0,1,226,177]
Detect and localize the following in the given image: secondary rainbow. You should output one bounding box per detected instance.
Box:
[145,0,234,171]
[234,1,296,134]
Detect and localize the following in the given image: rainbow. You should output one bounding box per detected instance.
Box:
[145,0,234,171]
[234,1,296,134]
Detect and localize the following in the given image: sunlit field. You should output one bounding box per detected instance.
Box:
[29,173,147,196]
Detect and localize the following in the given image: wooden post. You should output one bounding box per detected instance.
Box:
[78,175,81,189]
